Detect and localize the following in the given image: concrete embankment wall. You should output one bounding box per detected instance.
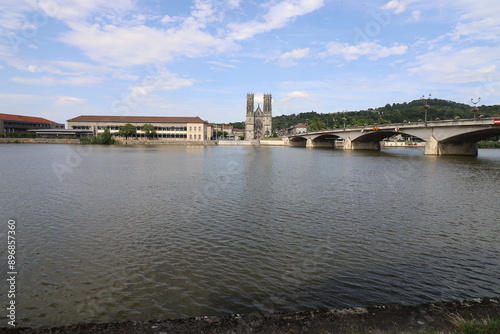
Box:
[118,140,217,146]
[381,141,425,148]
[0,138,81,144]
[217,140,285,146]
[0,138,287,146]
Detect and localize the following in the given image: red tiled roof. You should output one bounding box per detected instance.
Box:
[0,113,58,124]
[67,115,208,123]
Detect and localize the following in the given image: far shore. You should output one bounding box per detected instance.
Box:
[1,137,499,149]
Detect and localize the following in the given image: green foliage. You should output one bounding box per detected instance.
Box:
[478,141,500,148]
[141,123,156,139]
[270,99,500,131]
[229,121,245,129]
[2,131,36,138]
[213,130,228,138]
[90,128,115,144]
[118,123,137,139]
[452,318,500,334]
[308,116,327,131]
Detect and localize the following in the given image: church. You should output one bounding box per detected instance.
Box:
[245,93,272,140]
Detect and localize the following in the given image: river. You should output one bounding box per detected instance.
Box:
[1,144,499,328]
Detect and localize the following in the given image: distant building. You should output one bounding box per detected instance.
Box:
[232,128,245,139]
[287,123,309,135]
[66,115,212,141]
[245,93,272,140]
[0,113,64,134]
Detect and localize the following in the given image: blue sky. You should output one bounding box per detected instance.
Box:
[0,0,499,124]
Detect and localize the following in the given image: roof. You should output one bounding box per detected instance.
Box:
[294,123,308,128]
[28,129,92,133]
[67,115,208,123]
[0,113,59,124]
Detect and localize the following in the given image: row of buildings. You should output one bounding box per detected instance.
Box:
[0,114,256,141]
[1,93,275,141]
[0,113,215,141]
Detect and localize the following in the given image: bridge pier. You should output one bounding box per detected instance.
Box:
[424,136,478,156]
[344,138,380,151]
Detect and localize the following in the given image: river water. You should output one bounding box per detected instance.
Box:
[1,144,499,328]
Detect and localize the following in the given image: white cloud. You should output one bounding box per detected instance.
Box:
[280,48,310,59]
[207,61,237,69]
[38,0,135,22]
[228,0,325,40]
[410,10,420,22]
[11,75,103,86]
[381,0,417,14]
[451,17,500,41]
[227,0,241,9]
[55,96,85,106]
[286,91,310,99]
[408,46,500,84]
[127,68,194,102]
[325,41,408,60]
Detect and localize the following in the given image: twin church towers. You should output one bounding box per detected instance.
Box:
[245,93,272,140]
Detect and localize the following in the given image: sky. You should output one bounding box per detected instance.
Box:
[0,0,499,124]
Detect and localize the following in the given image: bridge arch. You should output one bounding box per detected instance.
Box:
[288,136,307,147]
[310,134,340,148]
[426,127,500,156]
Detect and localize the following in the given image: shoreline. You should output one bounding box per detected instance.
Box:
[1,138,499,150]
[3,297,499,333]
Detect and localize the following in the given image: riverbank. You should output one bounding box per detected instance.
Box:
[0,138,285,146]
[3,297,498,334]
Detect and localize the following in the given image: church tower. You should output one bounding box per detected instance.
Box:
[245,93,272,140]
[263,94,272,138]
[245,93,255,140]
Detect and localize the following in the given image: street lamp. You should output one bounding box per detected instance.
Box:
[421,94,431,125]
[471,97,481,119]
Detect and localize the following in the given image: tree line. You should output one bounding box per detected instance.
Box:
[271,98,500,132]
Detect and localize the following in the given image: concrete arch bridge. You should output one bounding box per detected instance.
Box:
[286,118,500,156]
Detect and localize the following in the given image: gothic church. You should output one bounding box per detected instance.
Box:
[245,93,272,140]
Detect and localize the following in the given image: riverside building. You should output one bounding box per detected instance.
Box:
[67,115,213,141]
[0,113,64,134]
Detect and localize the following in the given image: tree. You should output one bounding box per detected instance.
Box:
[308,116,326,131]
[119,123,137,140]
[141,123,156,139]
[90,127,115,144]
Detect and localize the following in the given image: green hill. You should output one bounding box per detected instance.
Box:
[272,99,500,131]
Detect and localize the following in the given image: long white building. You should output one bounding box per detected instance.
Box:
[67,115,213,141]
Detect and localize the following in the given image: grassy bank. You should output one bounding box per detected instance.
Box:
[422,316,500,334]
[478,141,500,148]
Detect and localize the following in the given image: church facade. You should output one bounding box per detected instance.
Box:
[245,93,272,140]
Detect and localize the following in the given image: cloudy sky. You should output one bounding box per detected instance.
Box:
[0,0,499,124]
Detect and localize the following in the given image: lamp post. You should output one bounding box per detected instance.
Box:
[421,94,431,125]
[471,97,481,119]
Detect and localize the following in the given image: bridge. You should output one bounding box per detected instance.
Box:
[285,118,500,156]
